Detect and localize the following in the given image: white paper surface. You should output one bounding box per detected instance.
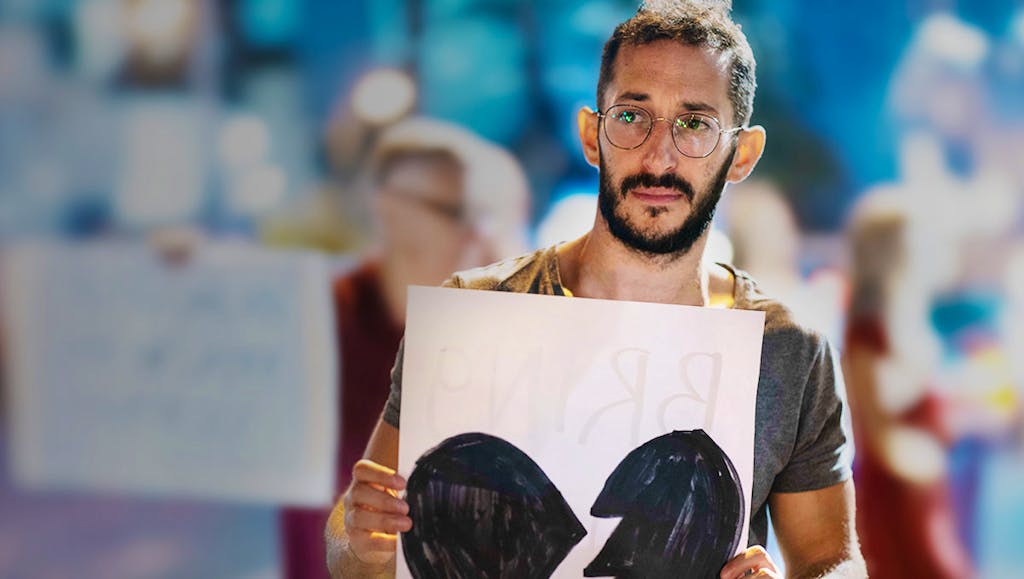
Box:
[397,286,765,577]
[0,242,337,506]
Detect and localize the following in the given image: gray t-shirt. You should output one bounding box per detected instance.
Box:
[382,245,853,547]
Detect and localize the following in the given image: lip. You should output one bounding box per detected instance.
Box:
[629,187,686,204]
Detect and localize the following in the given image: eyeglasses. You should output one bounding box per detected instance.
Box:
[383,187,466,222]
[596,104,742,159]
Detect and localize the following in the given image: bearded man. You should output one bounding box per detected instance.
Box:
[326,4,865,578]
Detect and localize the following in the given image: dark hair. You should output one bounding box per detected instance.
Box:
[597,2,757,126]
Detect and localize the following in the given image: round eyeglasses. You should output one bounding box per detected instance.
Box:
[596,104,742,159]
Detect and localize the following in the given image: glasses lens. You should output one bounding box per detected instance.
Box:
[603,105,651,149]
[672,113,720,158]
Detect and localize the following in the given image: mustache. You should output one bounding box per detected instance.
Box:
[619,172,695,201]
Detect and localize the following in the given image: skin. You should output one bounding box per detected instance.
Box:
[374,158,476,324]
[327,40,863,579]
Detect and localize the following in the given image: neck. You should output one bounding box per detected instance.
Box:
[378,246,458,325]
[559,222,720,306]
[378,252,409,325]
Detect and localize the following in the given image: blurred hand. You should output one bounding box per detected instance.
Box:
[147,226,204,265]
[342,459,412,565]
[720,546,781,578]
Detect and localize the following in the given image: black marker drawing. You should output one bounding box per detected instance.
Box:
[403,432,587,578]
[584,429,744,579]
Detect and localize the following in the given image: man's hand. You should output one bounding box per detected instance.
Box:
[720,546,781,578]
[342,459,412,565]
[325,420,403,578]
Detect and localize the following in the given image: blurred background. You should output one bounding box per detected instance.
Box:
[0,0,1022,577]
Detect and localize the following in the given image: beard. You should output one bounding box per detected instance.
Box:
[598,144,737,257]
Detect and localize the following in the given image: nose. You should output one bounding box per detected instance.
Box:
[641,119,679,175]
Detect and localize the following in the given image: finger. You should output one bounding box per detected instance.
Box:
[348,506,413,534]
[348,528,399,564]
[720,546,777,579]
[350,483,409,514]
[352,460,407,491]
[723,565,777,579]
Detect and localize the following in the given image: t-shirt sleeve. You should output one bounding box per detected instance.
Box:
[380,274,465,429]
[381,338,404,428]
[772,336,854,493]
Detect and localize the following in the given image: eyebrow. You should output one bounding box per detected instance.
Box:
[614,92,721,116]
[678,101,720,115]
[617,91,650,102]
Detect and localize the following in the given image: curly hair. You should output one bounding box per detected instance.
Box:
[597,1,757,126]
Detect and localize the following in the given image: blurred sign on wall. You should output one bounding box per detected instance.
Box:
[1,242,337,506]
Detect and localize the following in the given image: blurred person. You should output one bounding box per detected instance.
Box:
[886,12,1024,560]
[327,3,865,578]
[888,12,1022,287]
[842,190,975,579]
[721,179,846,347]
[279,116,528,579]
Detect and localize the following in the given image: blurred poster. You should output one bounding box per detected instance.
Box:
[397,286,765,577]
[0,242,337,506]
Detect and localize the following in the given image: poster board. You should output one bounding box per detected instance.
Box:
[398,286,765,577]
[0,242,337,506]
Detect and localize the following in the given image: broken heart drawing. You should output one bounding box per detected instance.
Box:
[402,430,743,579]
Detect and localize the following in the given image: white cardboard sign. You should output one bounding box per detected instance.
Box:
[0,242,337,506]
[398,286,765,577]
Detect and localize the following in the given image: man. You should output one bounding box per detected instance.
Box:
[326,4,865,578]
[280,117,527,579]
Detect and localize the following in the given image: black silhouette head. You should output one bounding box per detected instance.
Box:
[584,429,744,579]
[403,432,587,579]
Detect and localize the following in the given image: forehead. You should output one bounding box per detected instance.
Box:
[382,156,463,199]
[607,39,732,118]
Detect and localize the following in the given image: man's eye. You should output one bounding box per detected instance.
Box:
[677,116,711,131]
[616,111,637,124]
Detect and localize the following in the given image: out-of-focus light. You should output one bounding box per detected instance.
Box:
[228,165,287,216]
[535,192,597,248]
[126,0,193,66]
[351,69,416,126]
[218,115,270,169]
[966,170,1018,237]
[883,426,947,484]
[1013,10,1024,43]
[704,227,734,266]
[240,0,300,48]
[916,13,989,69]
[1005,244,1024,385]
[115,104,204,227]
[74,0,126,80]
[420,19,528,143]
[1006,244,1024,298]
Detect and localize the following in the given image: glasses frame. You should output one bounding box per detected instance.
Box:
[596,104,744,159]
[382,187,466,222]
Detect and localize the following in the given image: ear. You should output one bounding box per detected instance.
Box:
[577,106,601,168]
[726,125,766,184]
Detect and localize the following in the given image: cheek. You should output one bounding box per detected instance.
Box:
[402,212,468,250]
[379,201,430,241]
[376,195,402,220]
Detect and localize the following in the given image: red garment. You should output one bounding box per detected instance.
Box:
[279,261,404,579]
[846,316,974,579]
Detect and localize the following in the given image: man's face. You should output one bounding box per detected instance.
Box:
[596,40,739,256]
[377,157,468,267]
